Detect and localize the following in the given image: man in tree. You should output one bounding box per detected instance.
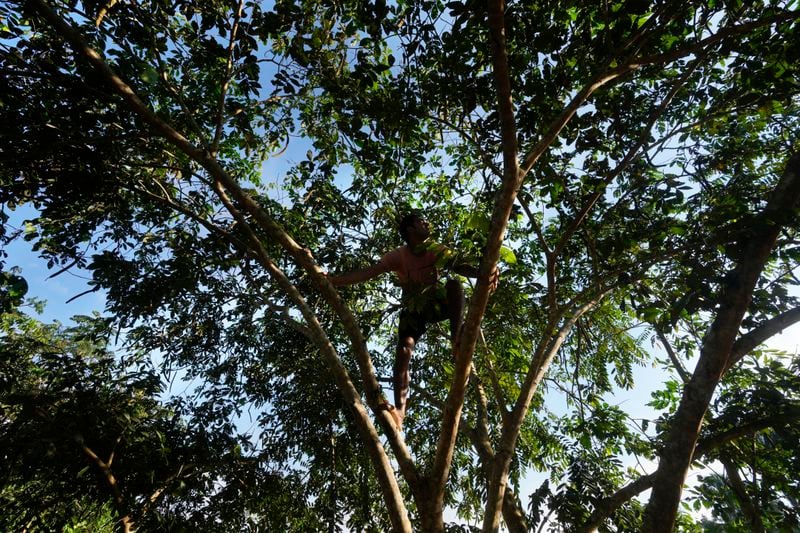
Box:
[329,213,498,429]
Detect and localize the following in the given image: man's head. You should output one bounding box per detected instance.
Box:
[399,213,430,244]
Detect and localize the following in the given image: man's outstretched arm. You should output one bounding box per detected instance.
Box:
[328,261,389,287]
[452,262,500,292]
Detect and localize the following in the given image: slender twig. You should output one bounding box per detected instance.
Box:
[478,327,510,422]
[95,0,120,27]
[211,0,246,156]
[657,329,691,384]
[428,113,502,178]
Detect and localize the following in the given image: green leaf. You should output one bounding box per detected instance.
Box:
[566,7,578,22]
[499,245,517,264]
[140,66,159,85]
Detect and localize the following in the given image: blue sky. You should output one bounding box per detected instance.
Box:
[4,205,107,325]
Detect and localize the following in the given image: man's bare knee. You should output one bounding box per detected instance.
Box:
[445,278,462,293]
[397,337,415,358]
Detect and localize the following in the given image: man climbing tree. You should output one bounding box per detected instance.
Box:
[329,213,498,430]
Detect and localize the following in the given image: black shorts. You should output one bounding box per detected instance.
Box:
[397,284,450,342]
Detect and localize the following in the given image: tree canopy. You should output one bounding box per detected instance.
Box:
[2,0,799,530]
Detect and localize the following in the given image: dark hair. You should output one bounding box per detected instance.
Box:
[398,213,421,243]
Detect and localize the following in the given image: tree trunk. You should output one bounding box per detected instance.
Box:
[641,152,800,531]
[579,411,800,531]
[417,485,446,533]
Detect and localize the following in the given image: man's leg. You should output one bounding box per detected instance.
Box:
[445,278,465,347]
[393,335,415,428]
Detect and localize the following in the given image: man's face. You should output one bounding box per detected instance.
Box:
[410,217,431,240]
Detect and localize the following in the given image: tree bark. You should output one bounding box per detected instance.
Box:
[641,152,800,531]
[721,456,766,533]
[427,0,523,512]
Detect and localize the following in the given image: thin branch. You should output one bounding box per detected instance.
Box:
[549,57,702,263]
[484,288,611,532]
[47,257,82,279]
[152,50,208,141]
[517,10,800,181]
[78,437,134,533]
[210,0,245,157]
[107,434,122,468]
[478,327,510,422]
[262,298,312,338]
[95,0,120,27]
[140,463,195,518]
[517,194,552,256]
[428,113,502,178]
[657,329,691,384]
[721,455,766,533]
[133,186,248,252]
[65,286,101,304]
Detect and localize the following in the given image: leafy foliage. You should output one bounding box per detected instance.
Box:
[2,0,800,530]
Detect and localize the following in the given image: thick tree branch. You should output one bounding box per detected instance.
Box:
[209,178,416,528]
[579,411,800,531]
[725,306,800,372]
[77,437,134,533]
[641,152,800,531]
[469,373,530,533]
[430,0,524,522]
[483,289,609,532]
[417,383,531,533]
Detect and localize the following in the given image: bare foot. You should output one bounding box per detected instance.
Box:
[377,397,404,431]
[388,407,404,432]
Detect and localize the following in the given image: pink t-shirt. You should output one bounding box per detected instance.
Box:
[379,244,441,286]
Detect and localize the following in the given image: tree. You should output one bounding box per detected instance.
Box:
[0,289,346,531]
[2,0,799,530]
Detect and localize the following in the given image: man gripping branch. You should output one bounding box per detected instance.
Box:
[328,213,499,430]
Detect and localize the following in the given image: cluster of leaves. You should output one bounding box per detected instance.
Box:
[689,353,800,531]
[0,294,365,531]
